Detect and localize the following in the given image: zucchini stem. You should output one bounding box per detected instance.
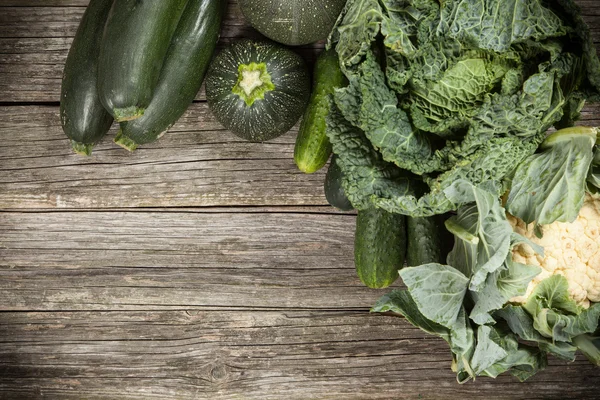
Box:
[114,130,139,151]
[232,62,275,107]
[70,140,94,156]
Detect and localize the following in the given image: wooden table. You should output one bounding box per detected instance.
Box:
[1,1,599,398]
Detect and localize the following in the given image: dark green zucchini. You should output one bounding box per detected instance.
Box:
[59,0,114,156]
[98,0,189,122]
[205,39,311,142]
[294,48,346,173]
[239,0,345,46]
[355,208,406,289]
[324,155,353,211]
[406,216,442,267]
[115,0,225,151]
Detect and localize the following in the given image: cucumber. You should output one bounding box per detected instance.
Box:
[115,0,225,151]
[59,0,114,156]
[355,208,406,289]
[294,48,346,173]
[406,216,442,266]
[98,0,189,122]
[324,155,353,211]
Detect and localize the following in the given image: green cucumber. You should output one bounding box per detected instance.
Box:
[324,155,353,211]
[406,216,442,266]
[355,208,406,289]
[59,0,114,156]
[294,48,346,173]
[98,0,189,122]
[115,0,225,151]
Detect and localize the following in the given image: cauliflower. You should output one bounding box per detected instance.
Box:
[508,194,600,308]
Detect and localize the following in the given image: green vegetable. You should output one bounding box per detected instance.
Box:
[294,49,346,173]
[406,217,442,267]
[98,0,188,122]
[205,39,311,142]
[506,127,598,225]
[372,179,600,382]
[326,0,600,217]
[324,155,353,211]
[59,0,113,156]
[115,0,224,151]
[355,207,406,289]
[238,0,345,46]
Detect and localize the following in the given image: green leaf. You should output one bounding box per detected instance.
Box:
[409,58,509,135]
[332,0,383,68]
[371,290,451,342]
[469,258,541,325]
[335,51,433,174]
[523,275,600,342]
[325,100,414,211]
[473,325,547,381]
[495,305,578,361]
[471,325,509,375]
[399,263,469,328]
[446,0,566,53]
[507,128,596,225]
[524,275,581,316]
[537,304,600,342]
[444,181,513,290]
[449,307,476,382]
[574,334,600,366]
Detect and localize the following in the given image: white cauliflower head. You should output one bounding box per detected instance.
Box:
[508,194,600,308]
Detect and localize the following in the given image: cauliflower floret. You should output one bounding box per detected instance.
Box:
[508,194,600,308]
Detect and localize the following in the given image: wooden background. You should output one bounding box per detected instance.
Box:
[1,1,600,398]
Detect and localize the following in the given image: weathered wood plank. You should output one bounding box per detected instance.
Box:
[0,310,598,399]
[0,1,597,102]
[0,104,328,209]
[0,210,382,310]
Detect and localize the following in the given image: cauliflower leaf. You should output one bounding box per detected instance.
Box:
[506,127,597,225]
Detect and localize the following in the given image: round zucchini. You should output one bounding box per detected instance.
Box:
[355,208,406,289]
[115,0,225,151]
[98,0,188,122]
[239,0,345,46]
[59,0,114,156]
[324,155,353,211]
[205,39,310,142]
[294,48,346,173]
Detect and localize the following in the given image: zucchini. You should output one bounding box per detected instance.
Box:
[59,0,113,156]
[355,208,406,289]
[406,216,442,267]
[294,48,346,173]
[115,0,225,151]
[324,155,353,211]
[205,39,310,142]
[98,0,189,122]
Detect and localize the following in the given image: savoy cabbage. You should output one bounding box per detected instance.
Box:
[326,0,600,216]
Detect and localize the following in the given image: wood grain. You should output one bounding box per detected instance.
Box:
[0,210,375,311]
[0,104,329,209]
[0,310,598,400]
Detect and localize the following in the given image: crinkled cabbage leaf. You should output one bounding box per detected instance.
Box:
[327,0,600,216]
